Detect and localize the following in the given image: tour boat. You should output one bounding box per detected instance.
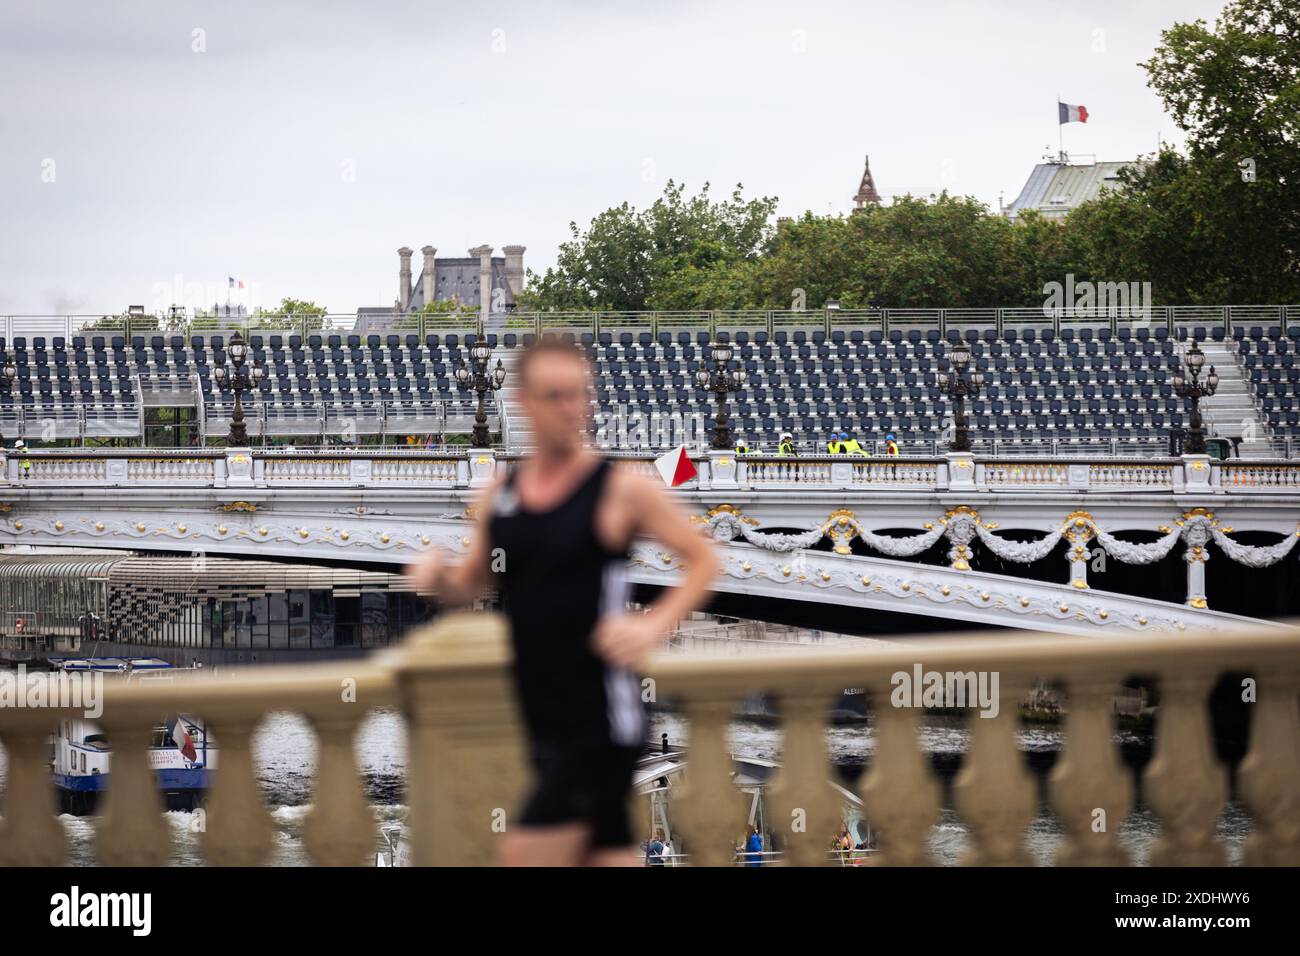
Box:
[47,658,217,814]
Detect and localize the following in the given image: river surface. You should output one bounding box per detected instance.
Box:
[0,706,1252,866]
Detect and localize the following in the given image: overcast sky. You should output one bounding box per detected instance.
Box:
[0,0,1229,316]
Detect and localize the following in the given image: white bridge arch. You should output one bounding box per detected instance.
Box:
[3,447,1299,635]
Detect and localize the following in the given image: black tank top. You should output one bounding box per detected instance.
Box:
[488,457,646,748]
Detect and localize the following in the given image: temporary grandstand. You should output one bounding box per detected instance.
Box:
[1,306,1296,457]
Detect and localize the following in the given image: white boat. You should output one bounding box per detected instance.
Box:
[47,658,218,814]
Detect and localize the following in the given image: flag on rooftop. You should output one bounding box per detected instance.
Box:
[1058,102,1088,124]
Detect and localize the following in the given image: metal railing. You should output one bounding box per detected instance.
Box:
[1,612,1296,866]
[4,305,1298,345]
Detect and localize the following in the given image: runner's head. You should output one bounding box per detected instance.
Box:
[517,338,592,453]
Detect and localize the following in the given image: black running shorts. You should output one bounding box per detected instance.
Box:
[519,739,643,848]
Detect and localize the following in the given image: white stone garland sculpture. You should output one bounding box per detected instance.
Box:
[1092,526,1184,565]
[1209,526,1300,568]
[706,510,825,551]
[705,504,1300,571]
[975,524,1064,563]
[738,523,827,552]
[856,523,947,558]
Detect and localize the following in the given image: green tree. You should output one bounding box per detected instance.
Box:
[253,298,329,329]
[519,181,778,312]
[1105,0,1300,301]
[741,194,1066,309]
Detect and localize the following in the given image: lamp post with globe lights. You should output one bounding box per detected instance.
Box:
[456,340,506,448]
[1173,340,1219,456]
[936,339,984,453]
[211,331,264,446]
[696,340,747,450]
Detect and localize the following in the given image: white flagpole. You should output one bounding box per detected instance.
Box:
[1057,94,1064,162]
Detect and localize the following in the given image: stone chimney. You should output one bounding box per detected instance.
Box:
[502,245,526,297]
[469,245,494,313]
[397,246,413,312]
[420,245,437,307]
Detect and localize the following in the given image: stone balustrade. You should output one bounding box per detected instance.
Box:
[1,613,1296,866]
[4,447,1295,496]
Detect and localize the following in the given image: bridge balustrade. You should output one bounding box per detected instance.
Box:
[1,613,1296,866]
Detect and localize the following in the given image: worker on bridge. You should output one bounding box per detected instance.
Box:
[839,431,869,457]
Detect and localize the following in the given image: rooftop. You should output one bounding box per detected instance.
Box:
[1004,158,1137,221]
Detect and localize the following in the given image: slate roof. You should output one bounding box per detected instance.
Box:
[1004,160,1136,221]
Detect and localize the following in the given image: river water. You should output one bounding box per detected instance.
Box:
[0,707,1252,866]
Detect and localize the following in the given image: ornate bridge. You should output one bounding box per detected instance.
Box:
[4,447,1300,633]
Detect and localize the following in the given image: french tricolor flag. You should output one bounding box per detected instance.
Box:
[653,445,697,488]
[1058,102,1089,124]
[169,716,198,762]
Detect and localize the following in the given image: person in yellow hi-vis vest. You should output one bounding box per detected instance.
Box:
[840,432,869,457]
[776,433,798,457]
[883,432,900,456]
[15,439,31,479]
[826,432,844,455]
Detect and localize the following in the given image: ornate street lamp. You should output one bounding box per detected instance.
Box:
[695,340,747,450]
[936,339,985,453]
[456,340,506,448]
[212,331,264,445]
[1173,340,1219,455]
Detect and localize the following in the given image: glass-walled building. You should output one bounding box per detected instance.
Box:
[0,552,434,664]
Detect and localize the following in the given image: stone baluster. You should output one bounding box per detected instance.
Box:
[0,721,67,866]
[302,709,377,866]
[200,716,275,865]
[674,696,743,866]
[1238,668,1300,866]
[94,716,171,865]
[951,674,1036,865]
[859,688,940,865]
[397,612,525,865]
[1048,676,1131,865]
[768,693,839,866]
[1143,671,1227,865]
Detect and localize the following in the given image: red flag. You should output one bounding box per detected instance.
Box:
[653,446,697,487]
